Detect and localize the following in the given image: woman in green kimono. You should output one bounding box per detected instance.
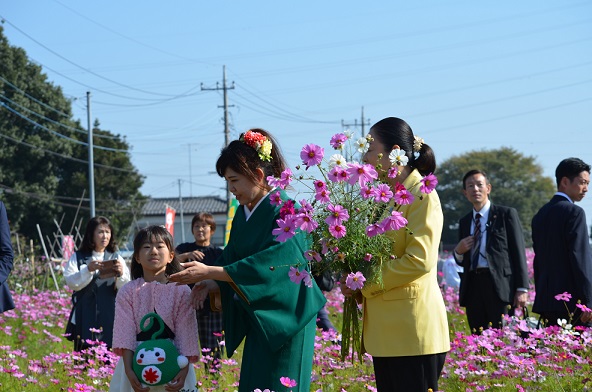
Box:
[169,128,326,392]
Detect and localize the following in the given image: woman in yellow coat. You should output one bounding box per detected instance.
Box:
[342,117,450,392]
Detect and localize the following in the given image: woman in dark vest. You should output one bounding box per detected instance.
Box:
[64,216,130,351]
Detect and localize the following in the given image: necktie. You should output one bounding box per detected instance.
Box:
[471,213,482,270]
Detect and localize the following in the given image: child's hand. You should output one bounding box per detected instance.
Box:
[124,367,150,392]
[164,365,190,391]
[191,280,219,309]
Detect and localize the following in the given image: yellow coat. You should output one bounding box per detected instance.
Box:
[361,169,450,357]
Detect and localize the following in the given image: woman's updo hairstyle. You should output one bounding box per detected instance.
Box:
[370,117,436,176]
[215,128,287,188]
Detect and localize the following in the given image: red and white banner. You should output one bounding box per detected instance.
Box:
[165,205,176,236]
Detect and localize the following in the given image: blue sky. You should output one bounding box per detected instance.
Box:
[2,1,592,222]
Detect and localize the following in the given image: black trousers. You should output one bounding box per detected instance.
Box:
[373,352,447,392]
[465,269,511,334]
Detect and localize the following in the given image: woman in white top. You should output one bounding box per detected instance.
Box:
[64,216,130,351]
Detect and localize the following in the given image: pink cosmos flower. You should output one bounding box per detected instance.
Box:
[280,376,298,388]
[277,168,294,189]
[300,144,324,168]
[394,188,414,205]
[329,133,347,149]
[325,204,349,225]
[279,199,296,219]
[420,173,438,194]
[387,167,400,178]
[364,253,373,262]
[576,303,592,313]
[328,224,347,238]
[346,163,378,186]
[304,250,322,262]
[345,271,366,290]
[315,188,331,203]
[302,271,313,288]
[373,183,393,203]
[380,210,408,231]
[554,292,572,302]
[328,166,347,183]
[298,199,313,214]
[269,191,283,206]
[288,266,305,284]
[366,223,384,237]
[360,185,373,200]
[314,180,327,192]
[272,218,296,242]
[295,213,319,233]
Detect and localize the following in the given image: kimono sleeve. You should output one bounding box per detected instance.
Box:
[223,230,326,353]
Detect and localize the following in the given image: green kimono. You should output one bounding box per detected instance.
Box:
[217,190,326,392]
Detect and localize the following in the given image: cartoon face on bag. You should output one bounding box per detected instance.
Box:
[136,346,166,366]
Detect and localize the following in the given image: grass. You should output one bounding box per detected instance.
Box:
[1,256,592,391]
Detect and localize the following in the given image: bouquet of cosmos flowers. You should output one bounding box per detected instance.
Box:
[268,131,437,360]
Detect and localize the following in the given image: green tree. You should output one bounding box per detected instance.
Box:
[437,147,555,247]
[0,26,145,249]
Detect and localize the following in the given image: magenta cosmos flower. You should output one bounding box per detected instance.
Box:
[420,173,438,194]
[366,222,384,238]
[345,271,366,290]
[315,188,331,203]
[380,210,408,231]
[554,292,572,301]
[325,203,350,225]
[269,191,283,206]
[346,162,378,186]
[300,143,324,168]
[328,223,347,238]
[280,376,298,388]
[330,133,347,149]
[373,183,393,203]
[288,266,306,284]
[394,188,414,205]
[272,218,297,242]
[295,213,319,233]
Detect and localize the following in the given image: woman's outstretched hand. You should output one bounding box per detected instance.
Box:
[167,261,209,285]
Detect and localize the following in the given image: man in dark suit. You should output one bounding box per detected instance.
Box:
[454,170,529,334]
[532,158,592,327]
[0,200,15,313]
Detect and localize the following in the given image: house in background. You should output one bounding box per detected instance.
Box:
[134,196,228,248]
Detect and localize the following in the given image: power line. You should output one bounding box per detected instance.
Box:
[0,102,128,152]
[0,15,202,99]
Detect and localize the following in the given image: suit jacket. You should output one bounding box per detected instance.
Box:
[456,204,529,306]
[361,169,450,357]
[0,201,15,313]
[531,195,592,313]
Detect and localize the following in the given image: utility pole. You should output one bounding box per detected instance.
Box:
[178,179,185,243]
[185,143,199,197]
[201,65,235,202]
[86,91,96,218]
[341,106,371,137]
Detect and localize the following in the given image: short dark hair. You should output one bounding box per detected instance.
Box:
[462,170,489,189]
[130,225,183,279]
[191,212,216,232]
[79,216,117,253]
[555,158,591,188]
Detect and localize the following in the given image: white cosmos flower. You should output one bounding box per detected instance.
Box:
[389,149,409,166]
[329,153,348,168]
[356,137,369,154]
[343,129,354,139]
